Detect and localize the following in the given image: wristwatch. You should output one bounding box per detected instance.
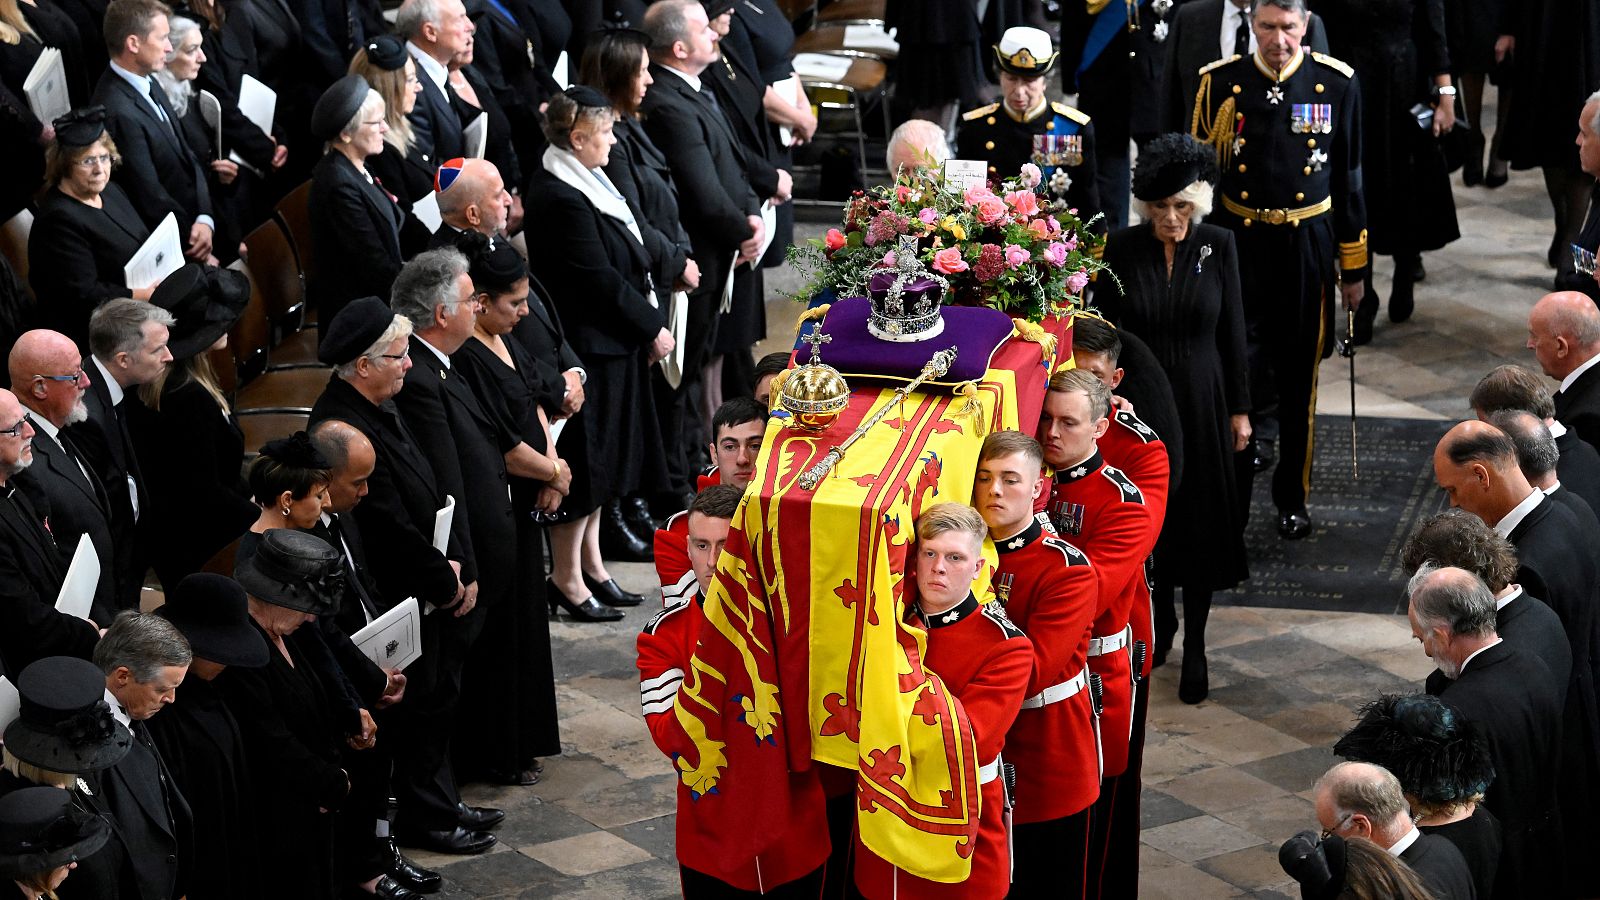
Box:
[1432,84,1458,100]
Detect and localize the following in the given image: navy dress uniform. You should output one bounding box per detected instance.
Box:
[954,27,1102,224]
[1189,47,1368,536]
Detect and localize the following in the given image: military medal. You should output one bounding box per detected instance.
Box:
[995,572,1015,605]
[1031,133,1084,168]
[1267,85,1284,105]
[1153,20,1168,41]
[1049,499,1087,536]
[1574,243,1598,276]
[1307,148,1328,172]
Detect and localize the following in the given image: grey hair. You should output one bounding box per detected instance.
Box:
[642,0,698,57]
[89,299,175,362]
[1134,180,1214,222]
[93,610,192,681]
[1487,409,1559,481]
[151,15,201,116]
[1407,563,1498,638]
[334,315,414,378]
[885,119,950,175]
[1588,90,1600,139]
[394,0,440,40]
[1316,762,1409,827]
[338,89,385,145]
[1253,0,1308,18]
[391,249,471,326]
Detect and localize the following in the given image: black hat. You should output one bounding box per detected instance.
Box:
[1131,133,1219,202]
[234,529,346,616]
[53,106,107,149]
[563,84,612,109]
[364,34,408,71]
[457,231,527,294]
[155,573,269,668]
[258,431,333,470]
[316,296,394,366]
[2,657,132,775]
[312,74,372,142]
[150,263,249,360]
[1278,831,1345,900]
[993,26,1058,77]
[0,787,112,880]
[1332,693,1495,809]
[701,0,736,18]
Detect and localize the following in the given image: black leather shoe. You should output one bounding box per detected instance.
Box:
[547,579,624,622]
[1277,510,1312,540]
[456,802,504,830]
[1251,438,1276,474]
[1178,651,1209,704]
[383,838,441,893]
[1412,259,1426,282]
[484,766,540,786]
[622,495,659,536]
[1484,160,1508,188]
[368,875,425,899]
[1352,293,1378,346]
[586,572,646,607]
[600,501,654,562]
[1388,274,1414,323]
[393,826,496,855]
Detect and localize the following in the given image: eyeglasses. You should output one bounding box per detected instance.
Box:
[75,154,116,169]
[377,349,410,362]
[1319,813,1352,841]
[35,369,86,386]
[363,118,387,129]
[0,418,30,438]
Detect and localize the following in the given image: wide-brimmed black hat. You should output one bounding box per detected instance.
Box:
[53,106,108,149]
[155,573,269,668]
[1279,831,1345,900]
[2,657,132,775]
[150,263,249,360]
[312,74,372,142]
[993,26,1058,77]
[1332,693,1495,809]
[235,529,346,616]
[0,787,112,880]
[1131,133,1219,202]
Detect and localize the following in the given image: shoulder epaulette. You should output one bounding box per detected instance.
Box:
[1041,535,1091,567]
[644,600,691,634]
[1051,101,1091,124]
[962,102,1001,122]
[1114,409,1158,443]
[1197,54,1240,76]
[981,602,1027,639]
[1101,465,1145,504]
[1311,51,1355,78]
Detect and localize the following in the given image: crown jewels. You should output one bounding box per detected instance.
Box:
[867,235,948,343]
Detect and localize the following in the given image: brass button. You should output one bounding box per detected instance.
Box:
[1307,138,1316,148]
[1232,84,1242,94]
[986,116,996,125]
[1236,112,1244,121]
[985,141,995,150]
[1238,163,1247,173]
[1240,191,1250,200]
[1303,166,1313,175]
[1315,83,1325,93]
[1295,192,1305,201]
[988,166,997,173]
[1046,121,1056,131]
[1242,218,1253,227]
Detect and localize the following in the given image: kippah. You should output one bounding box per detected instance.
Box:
[436,158,467,193]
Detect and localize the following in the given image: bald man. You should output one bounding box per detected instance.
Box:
[885,119,950,177]
[429,157,513,248]
[9,330,118,624]
[1528,291,1600,448]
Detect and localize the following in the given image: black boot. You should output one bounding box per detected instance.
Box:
[1152,582,1177,669]
[622,495,659,537]
[599,500,653,562]
[1352,291,1378,346]
[1388,255,1417,323]
[1462,132,1485,187]
[1178,587,1212,704]
[585,572,647,607]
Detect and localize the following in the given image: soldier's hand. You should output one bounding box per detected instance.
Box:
[1340,279,1366,310]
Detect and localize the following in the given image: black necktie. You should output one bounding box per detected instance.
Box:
[1232,5,1252,57]
[327,516,378,620]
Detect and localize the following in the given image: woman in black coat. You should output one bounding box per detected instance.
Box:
[28,108,153,346]
[526,87,672,620]
[1099,135,1251,705]
[351,37,436,256]
[307,76,406,329]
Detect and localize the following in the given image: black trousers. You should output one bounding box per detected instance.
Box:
[390,602,486,831]
[1011,809,1092,898]
[336,740,393,885]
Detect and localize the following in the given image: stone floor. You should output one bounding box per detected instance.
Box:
[412,153,1568,897]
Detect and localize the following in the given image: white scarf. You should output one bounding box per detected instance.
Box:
[542,146,644,246]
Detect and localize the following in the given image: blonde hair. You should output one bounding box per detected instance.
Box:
[915,502,987,550]
[3,747,76,789]
[349,53,416,153]
[1133,180,1214,222]
[0,0,38,45]
[979,429,1043,469]
[1047,368,1113,419]
[141,351,231,415]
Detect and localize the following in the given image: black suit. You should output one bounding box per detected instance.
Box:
[93,67,213,236]
[12,416,116,625]
[1555,425,1600,514]
[446,57,522,188]
[307,151,404,328]
[1425,589,1574,696]
[98,719,193,900]
[607,116,692,302]
[194,12,278,172]
[66,362,147,611]
[1398,832,1476,900]
[1505,494,1600,741]
[0,483,99,676]
[1432,641,1564,898]
[464,0,553,163]
[1159,0,1329,134]
[406,54,464,166]
[27,185,149,347]
[1554,362,1600,452]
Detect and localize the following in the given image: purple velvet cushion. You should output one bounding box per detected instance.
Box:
[817,296,1016,386]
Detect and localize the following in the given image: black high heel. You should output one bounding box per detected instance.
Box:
[585,572,647,607]
[547,579,624,622]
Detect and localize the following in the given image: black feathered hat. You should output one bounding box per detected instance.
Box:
[1131,133,1219,202]
[1332,693,1495,810]
[0,787,112,880]
[53,106,108,149]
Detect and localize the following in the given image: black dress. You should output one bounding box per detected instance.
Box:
[1420,805,1501,900]
[722,0,797,262]
[1317,0,1459,257]
[28,184,150,346]
[217,622,347,899]
[453,334,562,763]
[1100,222,1250,591]
[1500,0,1600,171]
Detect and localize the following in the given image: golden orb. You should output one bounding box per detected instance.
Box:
[781,362,850,433]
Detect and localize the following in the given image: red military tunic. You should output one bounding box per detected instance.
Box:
[1044,449,1152,778]
[994,514,1102,823]
[652,469,724,608]
[637,595,831,892]
[852,594,1034,900]
[1097,409,1170,681]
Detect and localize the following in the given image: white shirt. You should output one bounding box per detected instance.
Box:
[1550,419,1569,439]
[107,690,131,728]
[89,356,141,520]
[1219,1,1255,59]
[1560,352,1600,394]
[661,64,704,93]
[1496,584,1523,612]
[416,335,451,370]
[1493,489,1545,538]
[1542,481,1561,495]
[407,41,450,93]
[1457,637,1503,676]
[1386,826,1422,858]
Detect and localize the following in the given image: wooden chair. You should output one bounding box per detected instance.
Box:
[274,181,318,311]
[816,0,885,26]
[229,279,273,382]
[794,22,898,61]
[239,411,310,459]
[242,218,310,349]
[234,366,330,415]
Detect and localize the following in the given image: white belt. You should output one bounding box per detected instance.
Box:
[1087,625,1131,657]
[1019,668,1089,709]
[978,757,1002,785]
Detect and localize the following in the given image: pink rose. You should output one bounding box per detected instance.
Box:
[1065,267,1090,294]
[932,247,969,274]
[1063,234,1078,251]
[918,207,939,225]
[963,185,997,206]
[1004,243,1030,269]
[825,228,847,251]
[1044,242,1069,268]
[881,251,897,268]
[1045,216,1062,235]
[976,197,1008,225]
[1027,219,1052,240]
[1018,163,1042,188]
[1005,190,1040,218]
